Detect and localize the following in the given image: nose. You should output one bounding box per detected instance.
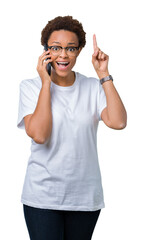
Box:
[59,48,68,58]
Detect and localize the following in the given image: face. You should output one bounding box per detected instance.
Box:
[47,30,81,78]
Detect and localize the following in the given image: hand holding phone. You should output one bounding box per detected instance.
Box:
[36,46,52,85]
[44,44,51,76]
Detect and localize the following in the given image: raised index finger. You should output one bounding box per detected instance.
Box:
[93,34,98,51]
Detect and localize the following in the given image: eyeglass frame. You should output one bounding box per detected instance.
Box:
[47,45,80,56]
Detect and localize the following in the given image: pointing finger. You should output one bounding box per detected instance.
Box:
[93,34,98,51]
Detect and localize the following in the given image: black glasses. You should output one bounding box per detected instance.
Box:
[47,46,79,56]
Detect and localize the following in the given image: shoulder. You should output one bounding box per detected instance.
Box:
[19,75,42,92]
[76,72,100,88]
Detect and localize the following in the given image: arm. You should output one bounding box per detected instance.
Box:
[25,81,52,144]
[25,49,53,144]
[92,34,127,130]
[98,72,127,129]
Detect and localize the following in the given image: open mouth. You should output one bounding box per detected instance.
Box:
[56,61,70,69]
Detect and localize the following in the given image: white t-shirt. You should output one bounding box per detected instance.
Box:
[17,71,107,211]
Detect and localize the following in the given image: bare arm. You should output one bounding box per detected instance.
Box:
[25,81,52,144]
[100,73,127,129]
[92,34,127,130]
[25,49,53,144]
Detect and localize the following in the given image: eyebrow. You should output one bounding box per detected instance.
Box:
[51,41,76,45]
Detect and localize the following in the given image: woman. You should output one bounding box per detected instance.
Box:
[17,16,127,240]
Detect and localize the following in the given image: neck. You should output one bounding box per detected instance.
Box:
[51,69,75,87]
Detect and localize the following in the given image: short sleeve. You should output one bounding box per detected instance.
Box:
[17,80,38,129]
[98,80,107,121]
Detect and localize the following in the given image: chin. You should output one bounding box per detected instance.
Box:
[52,67,73,78]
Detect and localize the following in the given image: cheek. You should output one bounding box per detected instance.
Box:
[51,56,58,68]
[51,56,57,62]
[70,58,77,67]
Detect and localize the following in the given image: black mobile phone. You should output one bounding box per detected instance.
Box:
[44,44,51,76]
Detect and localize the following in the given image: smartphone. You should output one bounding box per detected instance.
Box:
[44,44,51,76]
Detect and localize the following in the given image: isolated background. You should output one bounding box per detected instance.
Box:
[0,0,143,239]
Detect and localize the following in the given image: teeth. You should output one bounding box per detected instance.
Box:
[57,62,69,65]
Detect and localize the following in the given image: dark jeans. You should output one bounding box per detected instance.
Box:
[23,204,101,240]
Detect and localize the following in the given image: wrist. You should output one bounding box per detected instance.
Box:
[100,75,113,85]
[97,71,110,79]
[102,79,113,87]
[42,80,51,88]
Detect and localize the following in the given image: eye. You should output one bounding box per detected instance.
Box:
[67,47,76,52]
[51,46,61,51]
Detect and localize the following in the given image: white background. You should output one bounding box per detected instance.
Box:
[0,0,144,239]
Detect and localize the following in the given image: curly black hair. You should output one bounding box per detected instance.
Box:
[41,16,86,48]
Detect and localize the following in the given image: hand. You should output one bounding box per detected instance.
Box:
[36,50,52,85]
[92,34,109,79]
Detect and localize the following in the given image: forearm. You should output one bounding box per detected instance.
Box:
[102,79,127,128]
[97,71,127,128]
[28,81,52,143]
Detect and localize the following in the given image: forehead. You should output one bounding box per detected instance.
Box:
[48,30,79,45]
